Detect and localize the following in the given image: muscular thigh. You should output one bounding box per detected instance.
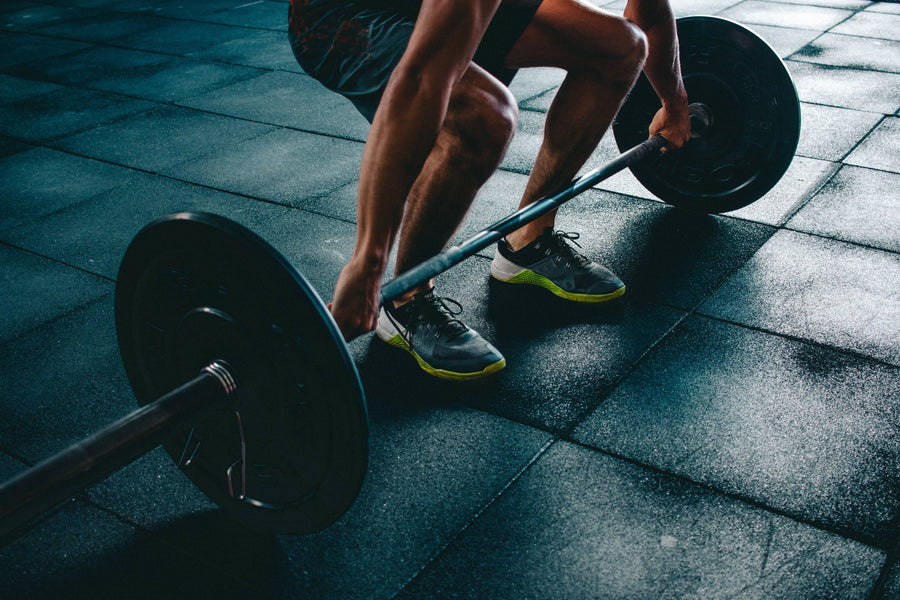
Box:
[289,0,542,121]
[505,0,642,71]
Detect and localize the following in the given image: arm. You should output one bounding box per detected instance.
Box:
[624,0,690,149]
[330,0,502,340]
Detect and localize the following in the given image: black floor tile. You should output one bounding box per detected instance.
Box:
[699,230,900,365]
[720,1,855,31]
[790,33,900,73]
[2,502,257,600]
[795,103,883,161]
[786,61,900,114]
[6,45,171,87]
[1,173,290,279]
[0,31,91,70]
[787,165,900,253]
[846,116,900,174]
[52,104,277,173]
[0,85,155,144]
[0,147,148,231]
[0,297,126,458]
[398,441,885,600]
[161,128,364,205]
[574,315,900,547]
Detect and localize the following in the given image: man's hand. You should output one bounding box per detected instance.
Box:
[649,101,691,152]
[329,257,383,341]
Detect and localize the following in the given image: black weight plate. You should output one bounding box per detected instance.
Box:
[115,213,367,534]
[613,16,801,213]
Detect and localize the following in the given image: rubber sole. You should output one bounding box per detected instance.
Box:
[491,268,626,303]
[380,333,506,381]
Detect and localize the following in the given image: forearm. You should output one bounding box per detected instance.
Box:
[625,0,686,109]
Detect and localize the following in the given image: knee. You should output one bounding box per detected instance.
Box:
[619,20,648,75]
[445,80,518,174]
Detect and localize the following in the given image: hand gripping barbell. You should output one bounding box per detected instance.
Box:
[0,16,800,544]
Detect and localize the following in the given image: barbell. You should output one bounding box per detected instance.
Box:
[0,16,800,544]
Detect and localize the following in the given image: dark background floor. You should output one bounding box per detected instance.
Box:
[1,0,898,598]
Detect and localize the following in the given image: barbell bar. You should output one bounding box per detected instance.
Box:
[0,15,800,545]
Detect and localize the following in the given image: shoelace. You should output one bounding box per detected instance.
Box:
[546,230,591,268]
[392,291,468,341]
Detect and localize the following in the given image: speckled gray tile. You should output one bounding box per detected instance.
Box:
[831,11,900,40]
[236,205,359,297]
[252,408,550,600]
[668,0,745,16]
[772,0,869,9]
[0,74,64,103]
[0,3,99,31]
[188,29,298,71]
[0,147,146,231]
[1,501,256,599]
[1,173,290,279]
[32,11,166,42]
[795,103,882,161]
[787,165,900,253]
[720,1,854,31]
[201,0,289,30]
[747,24,822,57]
[87,56,264,103]
[52,104,277,172]
[880,560,900,599]
[398,441,885,600]
[790,33,900,73]
[787,61,900,114]
[575,315,900,546]
[0,135,32,158]
[0,85,155,143]
[727,156,838,226]
[0,297,135,460]
[866,1,900,15]
[0,31,90,69]
[107,18,258,55]
[5,44,171,87]
[179,70,370,140]
[162,128,364,205]
[501,108,546,174]
[507,67,564,105]
[699,230,900,365]
[845,116,900,174]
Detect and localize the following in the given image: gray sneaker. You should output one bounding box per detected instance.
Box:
[491,228,625,302]
[375,290,506,380]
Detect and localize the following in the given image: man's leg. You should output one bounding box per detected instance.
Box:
[503,0,648,249]
[373,64,516,380]
[392,64,518,302]
[485,0,646,303]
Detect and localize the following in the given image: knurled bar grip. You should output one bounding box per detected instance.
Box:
[379,133,669,304]
[0,362,236,545]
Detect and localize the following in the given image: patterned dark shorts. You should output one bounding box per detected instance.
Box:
[289,0,542,121]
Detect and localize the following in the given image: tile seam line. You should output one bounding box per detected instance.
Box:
[2,71,373,146]
[392,436,558,598]
[692,310,900,369]
[556,435,892,553]
[835,113,891,163]
[0,291,112,350]
[1,9,287,36]
[0,238,115,283]
[12,141,361,226]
